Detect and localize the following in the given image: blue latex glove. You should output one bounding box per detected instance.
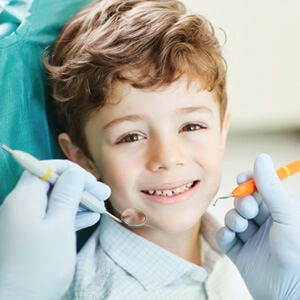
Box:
[75,205,102,231]
[217,154,300,300]
[0,160,110,300]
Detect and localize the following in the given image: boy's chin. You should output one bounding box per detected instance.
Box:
[147,209,205,234]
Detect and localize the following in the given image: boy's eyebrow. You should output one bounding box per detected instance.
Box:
[103,115,143,130]
[103,106,213,130]
[176,106,214,115]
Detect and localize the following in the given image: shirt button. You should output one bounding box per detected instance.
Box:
[190,271,206,282]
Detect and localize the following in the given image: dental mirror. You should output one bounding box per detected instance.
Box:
[105,208,147,228]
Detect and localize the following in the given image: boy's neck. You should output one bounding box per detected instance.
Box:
[130,219,202,266]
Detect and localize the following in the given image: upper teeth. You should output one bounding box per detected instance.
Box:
[146,182,194,196]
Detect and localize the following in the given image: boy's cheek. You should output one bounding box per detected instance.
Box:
[219,109,231,152]
[95,159,133,193]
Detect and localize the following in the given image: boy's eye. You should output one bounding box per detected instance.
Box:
[117,133,145,144]
[180,123,206,132]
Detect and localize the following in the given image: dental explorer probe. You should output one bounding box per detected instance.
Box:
[1,144,129,225]
[214,159,300,206]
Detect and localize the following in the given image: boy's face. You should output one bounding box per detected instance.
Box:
[81,78,229,233]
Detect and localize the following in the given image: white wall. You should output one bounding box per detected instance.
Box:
[182,0,300,133]
[179,1,300,222]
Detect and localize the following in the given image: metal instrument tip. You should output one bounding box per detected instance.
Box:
[1,144,13,154]
[213,194,234,206]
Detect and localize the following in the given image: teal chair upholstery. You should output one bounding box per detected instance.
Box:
[0,0,93,204]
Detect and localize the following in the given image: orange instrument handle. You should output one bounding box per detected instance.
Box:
[232,159,300,198]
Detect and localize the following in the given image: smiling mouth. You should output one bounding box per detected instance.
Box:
[142,181,199,197]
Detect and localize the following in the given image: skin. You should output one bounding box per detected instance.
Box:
[59,77,230,265]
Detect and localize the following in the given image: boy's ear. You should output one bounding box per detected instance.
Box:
[58,133,100,180]
[220,108,231,153]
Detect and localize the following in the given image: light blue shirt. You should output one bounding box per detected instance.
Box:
[63,213,253,299]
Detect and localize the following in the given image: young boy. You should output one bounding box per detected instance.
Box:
[45,0,252,298]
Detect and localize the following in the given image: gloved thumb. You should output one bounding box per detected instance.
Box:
[48,166,88,217]
[253,153,293,224]
[75,211,101,231]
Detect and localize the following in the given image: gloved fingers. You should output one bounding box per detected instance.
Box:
[42,159,85,176]
[236,220,259,243]
[253,201,270,225]
[75,211,100,231]
[236,170,262,218]
[237,170,253,185]
[224,209,248,233]
[252,191,263,206]
[254,154,296,224]
[47,166,86,215]
[3,170,50,218]
[46,163,100,221]
[217,227,237,252]
[228,195,260,243]
[77,205,89,213]
[85,181,111,202]
[234,168,268,225]
[44,159,111,204]
[217,227,242,262]
[234,195,259,219]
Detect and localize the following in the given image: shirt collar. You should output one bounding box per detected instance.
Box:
[99,213,222,290]
[199,212,224,273]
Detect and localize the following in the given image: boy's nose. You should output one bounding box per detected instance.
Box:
[146,135,186,172]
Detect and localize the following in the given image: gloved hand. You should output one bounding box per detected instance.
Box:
[75,205,102,231]
[45,160,109,231]
[0,160,111,300]
[217,154,300,300]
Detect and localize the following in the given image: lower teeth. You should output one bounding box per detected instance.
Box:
[148,182,195,196]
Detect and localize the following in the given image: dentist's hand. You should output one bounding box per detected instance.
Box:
[0,160,110,300]
[217,154,300,300]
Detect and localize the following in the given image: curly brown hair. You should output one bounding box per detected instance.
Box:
[44,0,227,158]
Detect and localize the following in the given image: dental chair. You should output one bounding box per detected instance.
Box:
[0,0,94,250]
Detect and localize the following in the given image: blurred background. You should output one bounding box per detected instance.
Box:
[181,0,300,221]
